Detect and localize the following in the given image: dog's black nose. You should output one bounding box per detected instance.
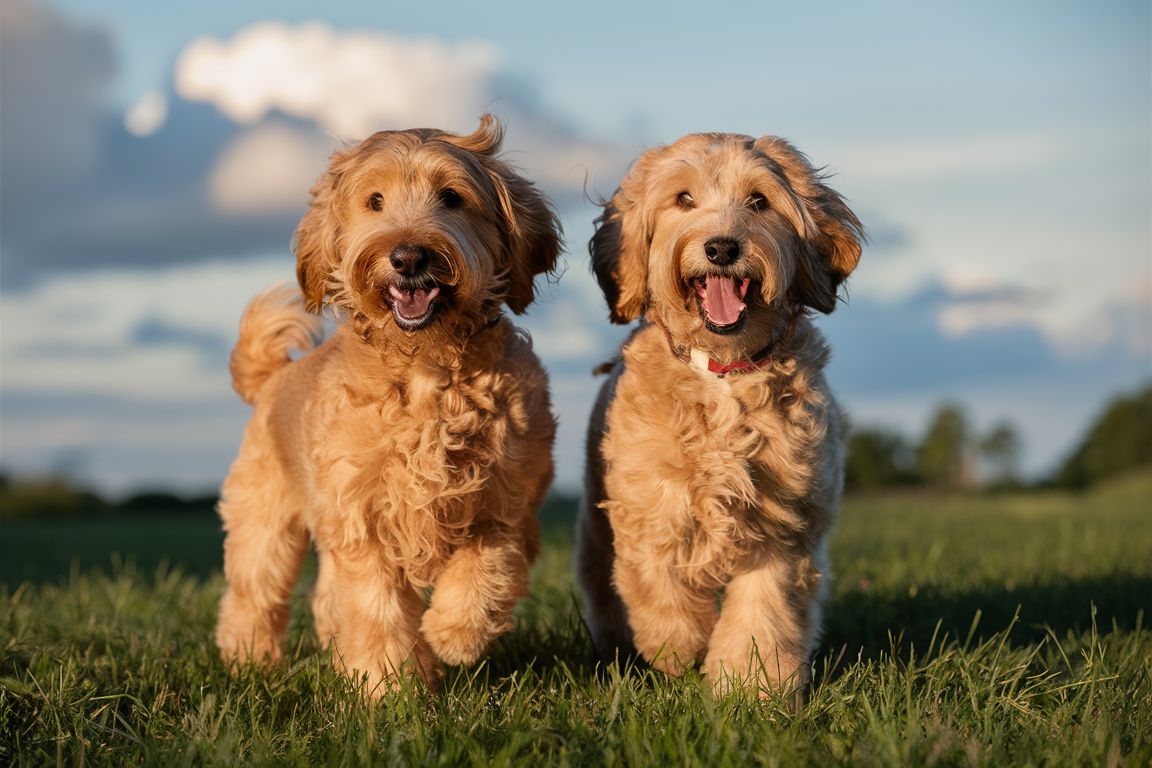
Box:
[390,245,430,275]
[704,237,741,266]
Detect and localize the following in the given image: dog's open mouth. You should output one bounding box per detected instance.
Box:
[385,281,443,331]
[691,275,752,334]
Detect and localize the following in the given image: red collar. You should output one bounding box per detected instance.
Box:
[655,306,804,378]
[702,347,776,375]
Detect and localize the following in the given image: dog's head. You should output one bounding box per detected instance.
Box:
[591,133,862,356]
[295,115,561,336]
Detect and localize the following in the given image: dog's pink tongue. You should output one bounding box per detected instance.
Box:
[389,285,440,319]
[699,276,747,326]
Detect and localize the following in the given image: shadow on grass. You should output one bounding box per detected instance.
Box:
[819,574,1152,664]
[449,574,1152,698]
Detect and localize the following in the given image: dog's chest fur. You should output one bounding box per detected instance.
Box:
[300,325,549,584]
[602,323,837,588]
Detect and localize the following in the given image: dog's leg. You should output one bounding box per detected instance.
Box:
[702,554,823,699]
[575,497,635,659]
[577,371,636,660]
[420,533,530,666]
[215,454,309,664]
[310,549,336,647]
[613,556,718,674]
[326,549,438,696]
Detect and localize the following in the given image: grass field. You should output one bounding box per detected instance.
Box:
[2,475,1150,766]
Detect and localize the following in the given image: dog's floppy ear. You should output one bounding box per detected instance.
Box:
[589,149,661,324]
[294,147,355,314]
[463,116,562,315]
[755,137,864,314]
[494,172,561,314]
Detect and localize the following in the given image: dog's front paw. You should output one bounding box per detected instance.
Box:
[215,623,283,666]
[215,591,285,666]
[420,605,510,666]
[702,650,808,705]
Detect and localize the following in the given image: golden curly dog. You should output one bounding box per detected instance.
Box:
[215,115,560,695]
[577,132,863,697]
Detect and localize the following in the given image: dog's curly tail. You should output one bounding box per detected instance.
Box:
[230,284,322,405]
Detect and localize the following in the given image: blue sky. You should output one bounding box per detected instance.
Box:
[1,0,1149,494]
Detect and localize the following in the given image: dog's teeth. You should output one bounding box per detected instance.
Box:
[389,285,442,300]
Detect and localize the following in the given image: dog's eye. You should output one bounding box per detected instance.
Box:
[368,193,384,212]
[747,192,769,212]
[676,192,695,209]
[439,188,463,209]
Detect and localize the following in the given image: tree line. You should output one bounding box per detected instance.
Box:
[845,383,1152,493]
[2,384,1149,515]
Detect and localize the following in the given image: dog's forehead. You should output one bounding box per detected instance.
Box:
[343,134,487,188]
[655,134,780,191]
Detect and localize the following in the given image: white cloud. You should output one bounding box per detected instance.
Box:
[827,129,1151,360]
[172,21,634,210]
[124,89,168,137]
[209,122,336,214]
[937,302,1045,340]
[1,257,294,399]
[1,9,307,284]
[1120,277,1152,357]
[175,21,500,141]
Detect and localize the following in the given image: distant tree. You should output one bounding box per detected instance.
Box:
[844,427,919,491]
[0,476,108,520]
[0,475,219,519]
[916,403,973,491]
[980,421,1023,489]
[1056,384,1152,488]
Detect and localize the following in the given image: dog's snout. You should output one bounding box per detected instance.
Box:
[390,245,431,275]
[704,237,741,266]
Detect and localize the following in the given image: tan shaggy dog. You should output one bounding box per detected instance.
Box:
[215,115,561,695]
[577,132,863,697]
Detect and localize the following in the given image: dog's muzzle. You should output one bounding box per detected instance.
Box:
[384,245,446,331]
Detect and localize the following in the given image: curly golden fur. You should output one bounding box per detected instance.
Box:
[577,133,863,697]
[216,116,560,696]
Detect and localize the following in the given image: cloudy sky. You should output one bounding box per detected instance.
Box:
[1,0,1149,495]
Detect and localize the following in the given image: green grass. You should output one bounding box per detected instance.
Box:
[2,476,1150,766]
